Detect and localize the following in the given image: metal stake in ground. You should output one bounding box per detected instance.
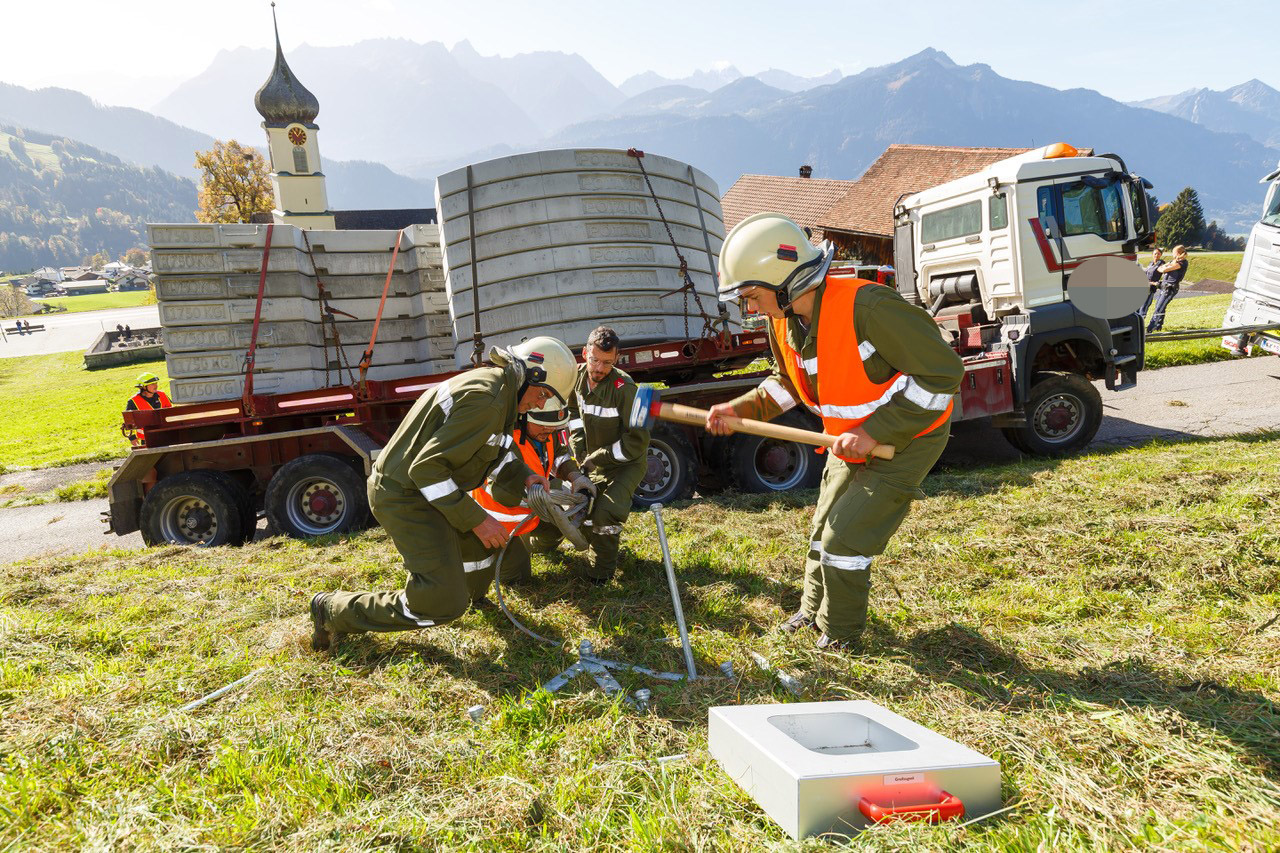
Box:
[651,503,697,680]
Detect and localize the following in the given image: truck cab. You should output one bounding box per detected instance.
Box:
[1222,162,1280,357]
[894,143,1155,455]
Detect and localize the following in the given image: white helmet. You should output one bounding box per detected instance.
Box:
[526,397,570,429]
[718,212,833,311]
[508,336,577,404]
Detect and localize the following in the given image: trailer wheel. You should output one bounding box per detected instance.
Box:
[634,426,697,508]
[266,454,370,539]
[1001,371,1102,457]
[139,471,246,547]
[727,410,824,493]
[224,476,259,545]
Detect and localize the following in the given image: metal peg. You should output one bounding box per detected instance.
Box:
[651,503,697,680]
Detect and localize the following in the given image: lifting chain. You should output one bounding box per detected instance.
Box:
[627,148,719,347]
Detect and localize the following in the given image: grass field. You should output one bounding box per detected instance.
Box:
[2,433,1277,849]
[0,352,166,473]
[1138,251,1244,285]
[1143,292,1244,370]
[27,290,153,315]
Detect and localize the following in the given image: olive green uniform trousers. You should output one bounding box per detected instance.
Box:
[803,425,949,643]
[324,473,485,634]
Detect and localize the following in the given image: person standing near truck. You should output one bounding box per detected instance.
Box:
[1140,247,1164,321]
[462,397,595,599]
[123,372,172,446]
[705,213,963,651]
[1147,245,1189,333]
[309,337,578,651]
[536,326,649,585]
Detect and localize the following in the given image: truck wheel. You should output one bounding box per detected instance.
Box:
[139,471,246,547]
[266,454,370,539]
[634,426,697,508]
[727,410,824,492]
[1001,372,1102,457]
[224,476,260,545]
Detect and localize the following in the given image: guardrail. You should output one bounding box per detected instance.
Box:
[1147,322,1280,342]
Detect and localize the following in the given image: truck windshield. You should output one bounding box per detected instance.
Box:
[1059,177,1126,241]
[1263,182,1280,228]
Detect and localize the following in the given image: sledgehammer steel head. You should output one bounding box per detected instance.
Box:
[629,386,663,429]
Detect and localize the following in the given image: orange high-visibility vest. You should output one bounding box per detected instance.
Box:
[472,428,554,536]
[771,276,953,463]
[126,390,172,445]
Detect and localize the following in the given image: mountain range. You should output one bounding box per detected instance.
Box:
[1,41,1278,269]
[1131,79,1280,150]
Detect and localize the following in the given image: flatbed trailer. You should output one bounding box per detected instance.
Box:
[112,303,1020,546]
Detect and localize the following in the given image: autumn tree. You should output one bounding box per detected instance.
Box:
[121,247,148,267]
[89,250,110,269]
[195,140,273,224]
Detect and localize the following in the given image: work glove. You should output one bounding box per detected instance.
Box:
[570,473,597,500]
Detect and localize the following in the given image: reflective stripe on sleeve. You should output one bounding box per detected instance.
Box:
[553,453,570,469]
[436,385,454,417]
[611,440,626,461]
[802,355,819,374]
[595,524,622,535]
[901,378,954,411]
[581,404,619,418]
[760,377,797,412]
[567,418,585,431]
[419,478,459,501]
[858,340,877,361]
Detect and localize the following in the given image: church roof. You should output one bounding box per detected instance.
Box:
[254,4,319,126]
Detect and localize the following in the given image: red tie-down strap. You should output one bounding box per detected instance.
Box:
[357,227,405,396]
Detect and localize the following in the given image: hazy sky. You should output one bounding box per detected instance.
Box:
[4,0,1274,109]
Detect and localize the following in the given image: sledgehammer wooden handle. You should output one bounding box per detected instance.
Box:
[655,402,895,460]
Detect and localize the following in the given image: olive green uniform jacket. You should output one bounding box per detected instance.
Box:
[322,361,534,635]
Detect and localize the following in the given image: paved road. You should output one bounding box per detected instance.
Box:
[0,305,160,359]
[2,356,1276,564]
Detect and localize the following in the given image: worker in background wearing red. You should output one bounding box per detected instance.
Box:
[123,371,172,446]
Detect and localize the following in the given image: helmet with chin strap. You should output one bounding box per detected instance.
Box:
[506,336,577,404]
[717,212,833,313]
[525,397,570,429]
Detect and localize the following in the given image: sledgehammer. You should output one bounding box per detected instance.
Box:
[628,387,895,460]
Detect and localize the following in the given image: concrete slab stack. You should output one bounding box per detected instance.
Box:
[149,222,450,403]
[436,149,733,368]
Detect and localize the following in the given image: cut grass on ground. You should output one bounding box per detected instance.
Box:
[0,468,110,507]
[0,352,166,473]
[2,433,1277,849]
[27,289,153,315]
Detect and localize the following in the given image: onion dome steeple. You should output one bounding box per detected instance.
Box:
[254,2,319,126]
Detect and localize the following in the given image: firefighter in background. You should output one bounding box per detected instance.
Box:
[309,337,578,651]
[462,397,596,600]
[534,326,649,585]
[706,213,963,651]
[123,371,172,446]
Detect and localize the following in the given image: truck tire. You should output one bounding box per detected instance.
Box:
[139,471,246,547]
[224,476,259,545]
[266,453,370,539]
[634,426,697,508]
[1001,371,1102,457]
[727,410,824,492]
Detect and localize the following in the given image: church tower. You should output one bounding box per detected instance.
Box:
[254,3,335,229]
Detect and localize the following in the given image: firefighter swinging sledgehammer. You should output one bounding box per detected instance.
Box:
[705,213,964,652]
[308,336,578,651]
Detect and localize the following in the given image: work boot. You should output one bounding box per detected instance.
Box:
[780,609,817,634]
[816,633,860,653]
[309,592,334,652]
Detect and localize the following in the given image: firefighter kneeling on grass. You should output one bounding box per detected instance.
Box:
[706,213,964,652]
[308,336,578,651]
[460,397,595,600]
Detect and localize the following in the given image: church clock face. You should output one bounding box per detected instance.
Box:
[287,126,307,146]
